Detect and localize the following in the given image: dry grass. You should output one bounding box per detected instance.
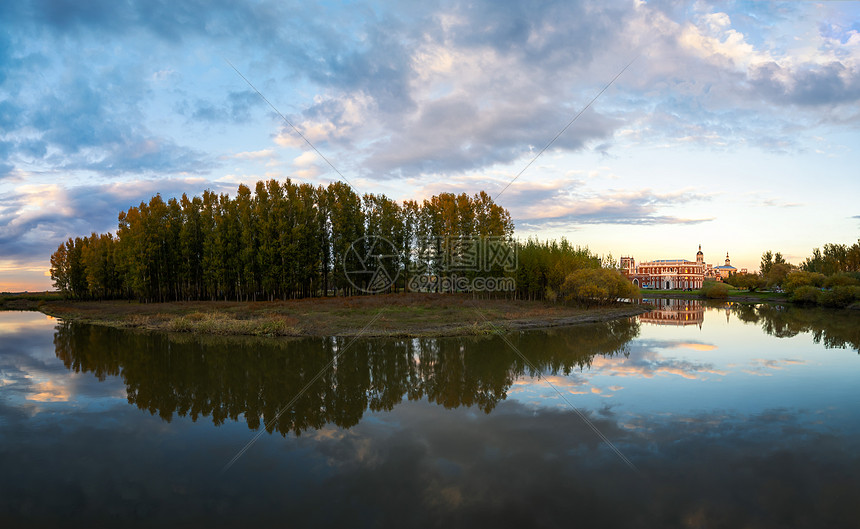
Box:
[33,293,647,337]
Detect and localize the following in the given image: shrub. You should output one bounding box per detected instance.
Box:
[764,263,792,288]
[824,273,860,289]
[819,286,860,308]
[791,285,821,304]
[560,268,640,305]
[701,281,729,299]
[726,273,763,291]
[783,271,826,294]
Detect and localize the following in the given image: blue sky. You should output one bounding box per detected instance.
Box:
[1,0,859,291]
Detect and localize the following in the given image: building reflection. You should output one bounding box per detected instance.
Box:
[639,298,704,328]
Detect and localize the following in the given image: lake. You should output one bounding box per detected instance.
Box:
[1,300,859,527]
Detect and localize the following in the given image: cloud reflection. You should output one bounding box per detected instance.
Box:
[25,379,71,402]
[590,344,727,380]
[1,311,859,525]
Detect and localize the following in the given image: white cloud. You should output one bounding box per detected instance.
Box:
[229,149,277,161]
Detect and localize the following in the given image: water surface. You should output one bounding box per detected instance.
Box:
[1,301,858,527]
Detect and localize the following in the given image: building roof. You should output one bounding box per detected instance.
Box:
[639,260,698,266]
[714,265,736,270]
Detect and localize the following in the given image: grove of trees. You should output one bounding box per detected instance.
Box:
[50,179,638,305]
[800,241,860,275]
[725,241,860,307]
[50,180,515,302]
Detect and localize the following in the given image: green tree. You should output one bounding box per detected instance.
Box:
[326,182,364,295]
[760,250,773,275]
[49,179,520,302]
[726,272,763,292]
[783,270,826,294]
[50,242,70,295]
[559,268,639,305]
[764,262,791,288]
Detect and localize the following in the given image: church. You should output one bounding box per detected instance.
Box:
[620,246,735,290]
[712,252,737,279]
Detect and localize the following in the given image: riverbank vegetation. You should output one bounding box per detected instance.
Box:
[47,179,639,308]
[35,294,648,338]
[719,241,860,308]
[0,291,63,310]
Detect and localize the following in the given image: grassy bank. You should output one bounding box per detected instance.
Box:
[646,286,860,308]
[642,287,791,303]
[0,292,64,310]
[15,293,649,338]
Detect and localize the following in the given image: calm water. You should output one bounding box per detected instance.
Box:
[1,301,859,527]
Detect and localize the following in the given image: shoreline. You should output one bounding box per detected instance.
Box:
[641,291,792,304]
[643,290,860,308]
[3,294,650,338]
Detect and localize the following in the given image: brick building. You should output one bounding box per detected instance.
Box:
[621,245,729,290]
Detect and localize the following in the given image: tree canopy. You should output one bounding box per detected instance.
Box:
[50,179,640,305]
[50,180,514,302]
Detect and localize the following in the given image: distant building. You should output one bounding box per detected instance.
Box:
[620,245,735,289]
[713,253,737,279]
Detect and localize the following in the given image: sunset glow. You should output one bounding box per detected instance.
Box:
[1,1,858,291]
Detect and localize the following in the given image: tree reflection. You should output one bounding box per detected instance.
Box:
[730,304,860,352]
[52,318,639,435]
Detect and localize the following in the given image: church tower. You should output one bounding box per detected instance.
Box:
[696,244,704,265]
[725,252,731,266]
[620,256,635,276]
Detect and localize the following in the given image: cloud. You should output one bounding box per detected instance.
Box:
[0,0,858,293]
[226,149,278,161]
[364,98,621,176]
[414,176,715,228]
[184,90,261,124]
[3,0,858,183]
[0,141,14,177]
[750,61,860,107]
[0,61,213,176]
[0,178,211,263]
[762,199,802,208]
[506,182,715,227]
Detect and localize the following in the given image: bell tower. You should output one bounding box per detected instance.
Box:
[620,256,635,276]
[725,252,731,266]
[696,244,703,265]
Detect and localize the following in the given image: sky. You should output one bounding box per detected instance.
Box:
[1,0,859,291]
